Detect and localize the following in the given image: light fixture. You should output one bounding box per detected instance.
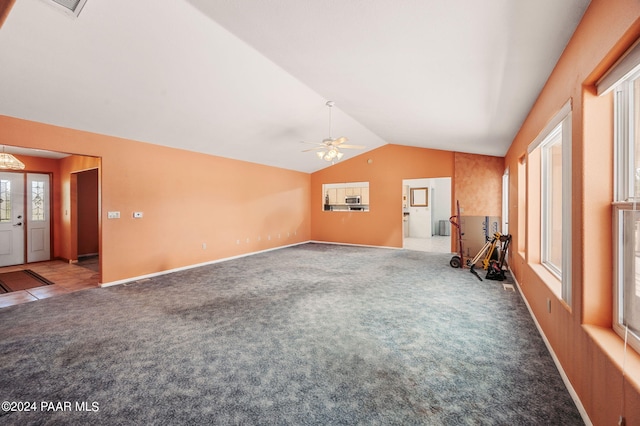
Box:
[317,146,344,163]
[301,101,364,164]
[0,147,25,170]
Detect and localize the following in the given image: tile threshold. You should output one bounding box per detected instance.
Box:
[0,260,99,308]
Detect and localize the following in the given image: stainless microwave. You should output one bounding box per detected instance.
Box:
[345,196,361,204]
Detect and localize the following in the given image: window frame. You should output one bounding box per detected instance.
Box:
[502,168,509,236]
[540,123,563,278]
[526,100,572,305]
[612,68,640,352]
[614,77,634,202]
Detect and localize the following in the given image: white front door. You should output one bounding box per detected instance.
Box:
[0,172,51,267]
[27,173,51,263]
[0,172,25,267]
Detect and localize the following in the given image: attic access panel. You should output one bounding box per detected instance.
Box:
[43,0,88,17]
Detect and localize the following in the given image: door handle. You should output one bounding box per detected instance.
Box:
[13,222,22,227]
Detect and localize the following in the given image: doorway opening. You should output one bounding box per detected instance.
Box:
[72,168,99,273]
[402,177,452,253]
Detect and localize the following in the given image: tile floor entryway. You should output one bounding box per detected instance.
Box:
[0,257,99,308]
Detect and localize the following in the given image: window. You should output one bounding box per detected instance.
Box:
[612,68,640,351]
[541,124,563,276]
[502,168,509,236]
[527,101,572,304]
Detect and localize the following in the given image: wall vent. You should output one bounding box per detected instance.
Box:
[45,0,88,17]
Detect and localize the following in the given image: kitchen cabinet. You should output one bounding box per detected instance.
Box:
[326,188,338,204]
[361,187,369,204]
[345,187,361,196]
[336,188,346,204]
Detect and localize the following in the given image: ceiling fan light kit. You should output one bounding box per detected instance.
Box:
[301,101,364,164]
[316,149,344,161]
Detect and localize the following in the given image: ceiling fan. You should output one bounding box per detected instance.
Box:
[301,101,365,163]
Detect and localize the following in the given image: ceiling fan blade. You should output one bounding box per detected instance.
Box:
[339,144,365,149]
[332,136,348,145]
[302,147,325,152]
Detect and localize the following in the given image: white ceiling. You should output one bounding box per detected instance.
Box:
[0,0,590,173]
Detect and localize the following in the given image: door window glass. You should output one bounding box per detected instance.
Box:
[0,179,10,223]
[31,180,45,221]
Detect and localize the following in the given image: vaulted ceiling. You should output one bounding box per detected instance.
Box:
[0,0,590,172]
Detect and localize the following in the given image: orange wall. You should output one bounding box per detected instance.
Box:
[504,0,640,424]
[1,115,311,283]
[311,144,455,247]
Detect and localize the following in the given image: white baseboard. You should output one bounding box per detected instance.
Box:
[309,240,401,250]
[509,268,592,426]
[100,241,309,288]
[102,241,400,287]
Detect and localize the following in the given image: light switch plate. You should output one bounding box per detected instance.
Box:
[107,211,120,219]
[133,212,143,218]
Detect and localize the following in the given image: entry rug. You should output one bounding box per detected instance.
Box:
[0,270,54,293]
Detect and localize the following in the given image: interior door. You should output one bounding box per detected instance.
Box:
[0,172,25,267]
[27,173,51,263]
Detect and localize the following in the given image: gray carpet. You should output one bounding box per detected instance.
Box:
[0,243,583,425]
